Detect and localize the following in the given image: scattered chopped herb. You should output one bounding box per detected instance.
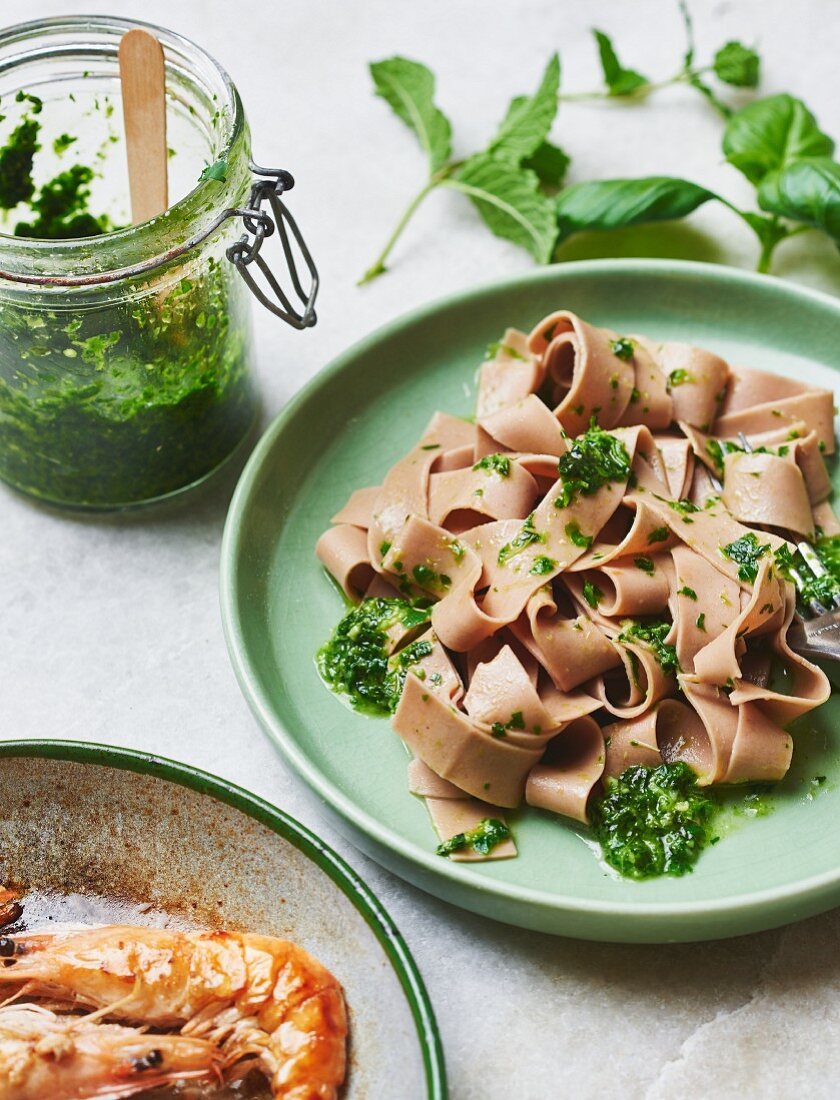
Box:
[450,539,465,561]
[705,437,744,475]
[379,541,392,558]
[677,585,698,600]
[590,763,714,879]
[629,386,640,404]
[583,579,604,608]
[668,368,696,388]
[436,818,512,857]
[618,619,680,675]
[634,555,655,574]
[554,419,631,509]
[668,498,700,516]
[412,563,451,590]
[648,526,669,544]
[696,612,706,631]
[198,157,227,182]
[565,520,593,549]
[722,532,770,583]
[610,336,635,361]
[498,511,546,565]
[473,452,511,477]
[486,340,526,361]
[530,554,557,575]
[421,443,441,450]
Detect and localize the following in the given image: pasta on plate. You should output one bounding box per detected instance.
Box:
[316,310,835,865]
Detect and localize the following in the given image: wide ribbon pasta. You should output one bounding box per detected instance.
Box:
[317,310,833,858]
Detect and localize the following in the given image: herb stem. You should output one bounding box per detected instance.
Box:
[558,65,713,106]
[358,178,439,286]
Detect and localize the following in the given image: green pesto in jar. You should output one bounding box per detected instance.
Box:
[0,89,256,508]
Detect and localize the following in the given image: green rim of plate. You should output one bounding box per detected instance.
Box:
[220,258,840,938]
[0,739,446,1099]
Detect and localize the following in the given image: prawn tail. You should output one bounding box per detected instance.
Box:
[266,984,348,1100]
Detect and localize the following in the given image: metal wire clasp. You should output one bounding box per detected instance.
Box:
[226,162,319,330]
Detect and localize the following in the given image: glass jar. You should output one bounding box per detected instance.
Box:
[0,16,317,509]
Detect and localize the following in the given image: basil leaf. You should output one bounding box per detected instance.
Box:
[522,140,570,190]
[370,57,452,173]
[713,41,760,88]
[447,155,557,262]
[488,54,561,163]
[593,30,648,97]
[555,176,716,244]
[758,157,840,242]
[723,94,834,185]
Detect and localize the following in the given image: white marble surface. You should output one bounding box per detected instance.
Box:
[4,2,840,1096]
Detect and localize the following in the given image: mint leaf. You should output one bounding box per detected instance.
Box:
[522,141,570,190]
[199,158,227,182]
[370,57,452,172]
[555,176,716,244]
[593,30,648,97]
[447,155,557,262]
[713,41,760,88]
[758,158,840,243]
[723,94,834,185]
[487,54,560,163]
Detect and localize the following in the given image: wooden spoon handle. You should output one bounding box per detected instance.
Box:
[119,28,168,224]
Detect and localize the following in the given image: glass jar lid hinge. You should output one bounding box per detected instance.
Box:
[226,163,318,331]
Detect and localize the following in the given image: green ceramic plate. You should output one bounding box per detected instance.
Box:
[221,259,840,943]
[0,740,445,1099]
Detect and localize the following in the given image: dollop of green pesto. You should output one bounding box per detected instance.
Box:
[436,817,511,857]
[318,598,430,715]
[591,762,715,879]
[554,419,631,510]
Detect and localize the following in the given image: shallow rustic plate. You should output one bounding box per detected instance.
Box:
[0,740,445,1098]
[221,259,840,943]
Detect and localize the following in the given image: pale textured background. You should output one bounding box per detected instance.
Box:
[3,2,840,1097]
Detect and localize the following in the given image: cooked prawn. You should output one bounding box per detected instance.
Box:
[0,926,347,1100]
[0,1002,221,1100]
[0,892,21,930]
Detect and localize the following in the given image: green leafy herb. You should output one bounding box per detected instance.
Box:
[369,56,452,172]
[713,42,760,88]
[677,585,698,599]
[52,132,77,156]
[668,498,700,516]
[498,512,546,565]
[757,157,840,244]
[555,176,716,248]
[705,437,744,475]
[696,612,706,630]
[530,554,557,575]
[362,54,563,282]
[590,762,715,879]
[619,619,680,675]
[634,555,655,574]
[582,580,603,609]
[648,526,669,544]
[593,29,649,98]
[554,420,631,509]
[722,532,771,583]
[722,94,834,186]
[610,337,635,361]
[436,817,512,857]
[198,158,227,183]
[473,452,512,477]
[565,520,593,549]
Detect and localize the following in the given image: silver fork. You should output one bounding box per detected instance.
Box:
[707,432,840,662]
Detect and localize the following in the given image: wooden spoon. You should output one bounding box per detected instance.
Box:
[118,28,168,224]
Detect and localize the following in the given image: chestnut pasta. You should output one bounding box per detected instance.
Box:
[316,310,834,861]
